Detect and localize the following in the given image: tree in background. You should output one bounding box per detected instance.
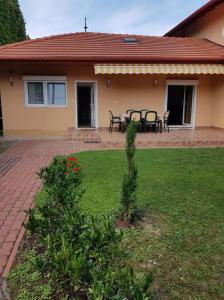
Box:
[0,0,27,45]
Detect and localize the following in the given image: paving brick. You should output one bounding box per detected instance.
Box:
[0,243,13,256]
[0,226,11,236]
[5,230,19,243]
[3,216,15,226]
[0,255,7,268]
[11,221,24,231]
[0,212,8,221]
[0,233,7,243]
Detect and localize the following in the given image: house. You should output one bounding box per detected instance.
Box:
[165,0,224,45]
[0,1,223,137]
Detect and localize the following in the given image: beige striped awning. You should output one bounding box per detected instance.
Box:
[94,64,224,75]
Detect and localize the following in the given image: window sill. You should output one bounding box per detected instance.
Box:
[25,104,68,108]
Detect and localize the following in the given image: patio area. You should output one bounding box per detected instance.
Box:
[66,127,224,148]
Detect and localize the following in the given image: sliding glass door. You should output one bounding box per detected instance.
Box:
[167,84,195,126]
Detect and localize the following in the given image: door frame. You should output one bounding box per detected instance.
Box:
[75,80,98,129]
[164,79,198,129]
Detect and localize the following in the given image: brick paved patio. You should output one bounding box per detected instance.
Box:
[0,128,224,276]
[67,127,224,148]
[0,140,100,276]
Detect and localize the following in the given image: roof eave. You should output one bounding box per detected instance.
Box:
[0,56,223,64]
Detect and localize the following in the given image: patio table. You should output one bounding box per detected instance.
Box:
[120,112,163,133]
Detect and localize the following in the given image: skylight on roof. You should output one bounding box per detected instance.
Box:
[123,37,138,43]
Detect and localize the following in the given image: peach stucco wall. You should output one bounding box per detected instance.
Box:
[212,76,224,128]
[176,3,224,46]
[0,63,93,135]
[0,63,223,136]
[97,74,166,127]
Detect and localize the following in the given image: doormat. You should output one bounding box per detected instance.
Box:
[84,140,100,143]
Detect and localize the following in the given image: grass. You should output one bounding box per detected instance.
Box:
[74,148,224,299]
[8,148,224,299]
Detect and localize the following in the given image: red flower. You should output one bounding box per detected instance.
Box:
[64,172,69,175]
[67,163,72,168]
[73,167,80,172]
[67,157,78,162]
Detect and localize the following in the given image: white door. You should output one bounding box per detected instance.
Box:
[90,84,96,127]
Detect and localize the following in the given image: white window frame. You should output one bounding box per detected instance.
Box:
[23,76,68,107]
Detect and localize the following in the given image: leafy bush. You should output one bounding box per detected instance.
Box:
[8,247,52,300]
[38,155,81,195]
[121,122,138,222]
[25,154,153,298]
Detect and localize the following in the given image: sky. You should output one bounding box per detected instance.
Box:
[19,0,208,39]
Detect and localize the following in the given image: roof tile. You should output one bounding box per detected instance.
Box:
[0,32,223,63]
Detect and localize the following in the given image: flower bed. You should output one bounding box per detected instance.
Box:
[8,155,152,299]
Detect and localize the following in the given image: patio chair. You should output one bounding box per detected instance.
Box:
[126,109,135,117]
[140,109,149,126]
[163,110,170,132]
[145,111,157,133]
[130,110,142,132]
[109,110,121,132]
[140,109,149,119]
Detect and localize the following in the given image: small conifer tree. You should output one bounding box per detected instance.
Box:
[120,122,138,222]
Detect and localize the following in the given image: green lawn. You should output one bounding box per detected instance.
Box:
[8,148,224,299]
[75,148,224,299]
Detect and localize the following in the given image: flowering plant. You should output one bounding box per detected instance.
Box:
[38,155,81,189]
[65,156,81,175]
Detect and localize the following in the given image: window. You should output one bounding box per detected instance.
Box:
[27,82,44,104]
[24,76,67,106]
[123,37,138,43]
[47,83,66,105]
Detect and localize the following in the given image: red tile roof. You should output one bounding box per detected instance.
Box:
[0,32,223,63]
[165,0,223,37]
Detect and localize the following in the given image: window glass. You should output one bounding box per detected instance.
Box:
[47,83,66,105]
[27,82,44,104]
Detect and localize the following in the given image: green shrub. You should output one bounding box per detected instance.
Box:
[25,154,153,299]
[121,122,138,222]
[28,156,83,236]
[8,247,52,300]
[38,155,81,195]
